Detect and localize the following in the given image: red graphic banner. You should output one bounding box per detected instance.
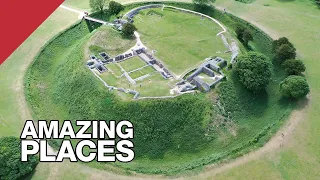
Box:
[0,0,64,65]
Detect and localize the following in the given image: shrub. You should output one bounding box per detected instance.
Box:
[282,59,306,75]
[122,23,137,37]
[235,24,253,47]
[0,137,39,180]
[235,24,246,39]
[235,52,272,92]
[280,76,310,99]
[108,1,124,15]
[242,29,253,46]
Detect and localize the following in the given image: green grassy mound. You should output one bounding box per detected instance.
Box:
[88,26,136,57]
[25,3,296,175]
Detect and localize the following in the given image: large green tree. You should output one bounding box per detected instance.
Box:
[235,52,272,92]
[282,59,306,75]
[280,76,310,99]
[122,23,137,37]
[235,24,253,47]
[242,29,253,46]
[272,37,294,52]
[275,44,296,61]
[272,37,296,62]
[89,0,106,13]
[0,137,39,180]
[108,1,124,15]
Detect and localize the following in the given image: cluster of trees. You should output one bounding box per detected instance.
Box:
[235,24,253,47]
[89,0,123,15]
[273,37,309,99]
[89,0,135,37]
[0,137,38,180]
[316,0,320,6]
[235,36,309,99]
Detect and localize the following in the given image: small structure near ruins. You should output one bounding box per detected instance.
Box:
[185,57,226,92]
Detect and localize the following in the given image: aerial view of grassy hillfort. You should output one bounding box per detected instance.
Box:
[0,0,319,179]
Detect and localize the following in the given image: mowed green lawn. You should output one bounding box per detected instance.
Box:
[119,56,147,72]
[63,0,91,11]
[134,8,228,76]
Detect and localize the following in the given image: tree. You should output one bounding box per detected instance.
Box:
[272,37,296,62]
[235,24,253,46]
[235,25,246,40]
[192,0,210,6]
[0,137,39,180]
[280,75,309,98]
[275,44,296,62]
[282,59,306,75]
[90,0,107,13]
[235,52,272,92]
[272,37,294,52]
[242,29,253,46]
[108,1,124,15]
[122,23,137,37]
